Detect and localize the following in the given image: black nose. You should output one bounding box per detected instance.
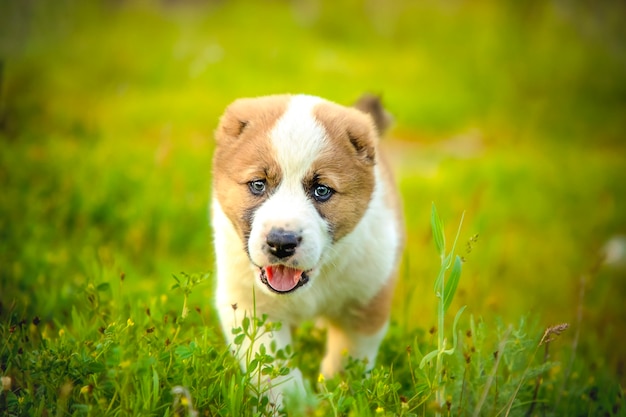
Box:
[266,228,301,259]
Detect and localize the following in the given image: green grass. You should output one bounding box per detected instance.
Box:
[1,0,625,415]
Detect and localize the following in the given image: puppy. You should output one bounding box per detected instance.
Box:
[211,94,404,404]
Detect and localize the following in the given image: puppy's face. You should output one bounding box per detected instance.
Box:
[213,95,378,295]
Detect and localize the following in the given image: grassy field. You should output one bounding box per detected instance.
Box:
[1,0,625,415]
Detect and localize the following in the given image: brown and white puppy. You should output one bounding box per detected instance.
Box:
[212,94,404,404]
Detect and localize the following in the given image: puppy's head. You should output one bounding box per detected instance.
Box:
[213,94,384,295]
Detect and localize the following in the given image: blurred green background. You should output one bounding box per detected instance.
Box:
[1,0,625,386]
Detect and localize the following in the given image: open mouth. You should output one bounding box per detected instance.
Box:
[259,265,310,294]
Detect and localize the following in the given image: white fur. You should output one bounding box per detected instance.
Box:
[247,95,330,282]
[212,95,401,406]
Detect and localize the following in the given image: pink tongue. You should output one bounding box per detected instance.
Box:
[265,265,303,292]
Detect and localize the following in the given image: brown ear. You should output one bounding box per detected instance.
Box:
[215,96,290,144]
[353,93,393,135]
[345,111,376,164]
[315,102,377,165]
[215,98,253,143]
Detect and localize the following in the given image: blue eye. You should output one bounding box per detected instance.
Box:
[248,180,266,196]
[312,184,333,202]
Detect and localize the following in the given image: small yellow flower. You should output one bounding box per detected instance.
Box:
[1,376,11,391]
[127,318,135,327]
[376,406,384,414]
[41,327,51,340]
[58,328,66,338]
[317,373,325,384]
[80,385,92,395]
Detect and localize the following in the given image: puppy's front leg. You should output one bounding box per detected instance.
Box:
[218,305,305,406]
[321,281,395,377]
[321,320,389,377]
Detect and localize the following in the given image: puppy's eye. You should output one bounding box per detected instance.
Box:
[248,180,266,196]
[312,184,333,202]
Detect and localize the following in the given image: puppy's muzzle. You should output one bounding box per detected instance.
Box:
[266,228,301,259]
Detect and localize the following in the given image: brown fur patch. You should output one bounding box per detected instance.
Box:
[352,272,398,333]
[314,101,378,163]
[326,154,405,335]
[311,101,378,241]
[213,95,290,243]
[320,97,405,334]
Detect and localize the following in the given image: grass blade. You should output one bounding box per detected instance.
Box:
[444,305,467,355]
[443,256,462,312]
[433,267,445,295]
[419,348,440,369]
[447,211,465,268]
[431,202,445,260]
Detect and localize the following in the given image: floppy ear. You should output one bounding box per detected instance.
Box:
[353,93,393,135]
[215,98,252,144]
[345,111,377,164]
[215,96,290,145]
[314,102,378,164]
